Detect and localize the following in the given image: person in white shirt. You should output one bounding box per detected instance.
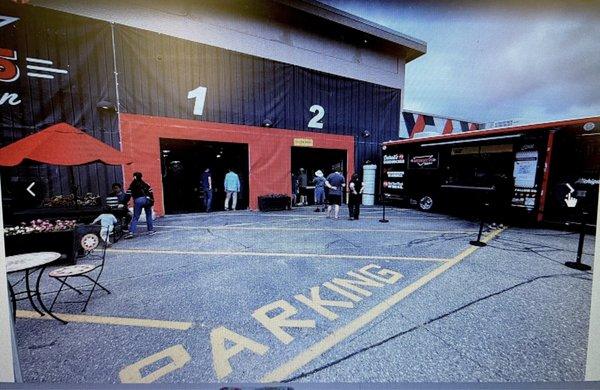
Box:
[92,211,118,244]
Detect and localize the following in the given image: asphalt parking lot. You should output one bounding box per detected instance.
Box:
[10,206,595,383]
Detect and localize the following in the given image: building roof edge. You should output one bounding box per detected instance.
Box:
[275,0,427,62]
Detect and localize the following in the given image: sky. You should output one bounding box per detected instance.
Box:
[321,0,600,125]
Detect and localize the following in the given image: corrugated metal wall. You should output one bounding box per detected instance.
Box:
[0,4,121,199]
[113,25,399,171]
[1,4,401,204]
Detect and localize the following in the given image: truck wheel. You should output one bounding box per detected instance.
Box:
[418,194,435,211]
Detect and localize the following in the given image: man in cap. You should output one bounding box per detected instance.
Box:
[313,170,326,212]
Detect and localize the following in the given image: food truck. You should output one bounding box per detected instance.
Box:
[381,117,600,225]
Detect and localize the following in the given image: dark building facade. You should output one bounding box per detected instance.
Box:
[0,2,423,213]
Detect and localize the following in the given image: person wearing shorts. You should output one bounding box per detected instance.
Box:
[325,170,345,219]
[313,170,326,212]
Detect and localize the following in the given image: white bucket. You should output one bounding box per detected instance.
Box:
[362,164,377,206]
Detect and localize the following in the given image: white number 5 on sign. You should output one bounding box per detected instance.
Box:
[188,86,208,116]
[308,104,325,129]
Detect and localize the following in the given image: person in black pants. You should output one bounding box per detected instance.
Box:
[348,173,364,220]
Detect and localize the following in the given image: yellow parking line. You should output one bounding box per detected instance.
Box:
[16,310,193,330]
[259,227,506,382]
[154,225,473,234]
[107,248,448,263]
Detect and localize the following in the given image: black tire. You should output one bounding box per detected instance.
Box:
[418,194,435,211]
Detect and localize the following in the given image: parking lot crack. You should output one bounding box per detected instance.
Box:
[421,326,510,381]
[282,272,589,382]
[205,227,251,249]
[28,340,57,350]
[406,232,473,248]
[325,236,360,249]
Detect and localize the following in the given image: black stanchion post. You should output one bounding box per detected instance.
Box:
[470,200,488,247]
[565,210,591,271]
[379,196,388,223]
[379,145,388,223]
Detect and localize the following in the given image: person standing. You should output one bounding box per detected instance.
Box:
[348,173,364,220]
[201,168,213,212]
[313,170,326,212]
[325,170,345,219]
[291,171,300,207]
[124,172,155,239]
[298,168,308,206]
[224,168,241,211]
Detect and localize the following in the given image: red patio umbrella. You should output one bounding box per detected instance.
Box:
[0,122,131,203]
[0,122,131,167]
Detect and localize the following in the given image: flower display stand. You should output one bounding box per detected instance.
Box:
[258,195,291,211]
[5,230,79,265]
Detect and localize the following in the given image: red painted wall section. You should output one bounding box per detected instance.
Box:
[119,114,355,215]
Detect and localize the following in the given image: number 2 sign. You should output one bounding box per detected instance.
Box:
[308,104,324,129]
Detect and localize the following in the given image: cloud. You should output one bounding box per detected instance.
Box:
[321,1,600,123]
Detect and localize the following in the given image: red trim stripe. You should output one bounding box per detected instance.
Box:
[537,130,556,222]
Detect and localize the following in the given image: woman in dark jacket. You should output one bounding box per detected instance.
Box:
[124,172,156,238]
[348,173,364,220]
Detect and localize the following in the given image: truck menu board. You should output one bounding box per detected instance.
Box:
[512,149,539,210]
[382,152,406,197]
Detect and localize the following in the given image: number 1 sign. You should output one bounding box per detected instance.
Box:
[187,86,208,116]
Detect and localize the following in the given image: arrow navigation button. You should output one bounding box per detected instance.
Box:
[26,182,36,197]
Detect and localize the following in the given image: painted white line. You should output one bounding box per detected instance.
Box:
[259,227,506,382]
[223,216,321,227]
[107,248,449,263]
[153,225,473,234]
[26,64,68,74]
[26,72,53,79]
[161,212,447,220]
[26,57,53,64]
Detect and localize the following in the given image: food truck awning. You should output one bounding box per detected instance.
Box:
[384,116,600,147]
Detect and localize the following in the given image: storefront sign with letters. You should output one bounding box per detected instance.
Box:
[293,138,314,147]
[383,181,403,190]
[386,171,404,178]
[408,154,439,169]
[383,154,405,165]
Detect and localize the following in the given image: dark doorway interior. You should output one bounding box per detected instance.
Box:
[291,147,347,205]
[160,139,249,214]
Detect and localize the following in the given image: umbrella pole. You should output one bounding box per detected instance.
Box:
[68,166,78,208]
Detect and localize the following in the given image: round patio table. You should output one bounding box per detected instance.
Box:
[6,251,67,324]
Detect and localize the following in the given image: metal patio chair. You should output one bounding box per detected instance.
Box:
[49,226,111,313]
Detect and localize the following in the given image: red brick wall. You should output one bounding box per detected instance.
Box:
[119,113,355,215]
